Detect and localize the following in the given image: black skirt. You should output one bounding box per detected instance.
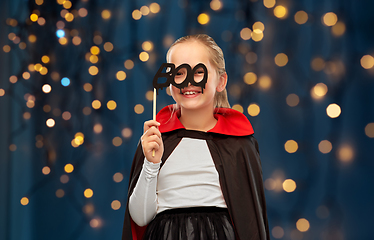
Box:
[142,207,236,240]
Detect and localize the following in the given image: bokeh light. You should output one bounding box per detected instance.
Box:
[318,140,333,154]
[337,144,354,163]
[274,6,288,19]
[244,72,257,85]
[286,94,300,107]
[134,104,144,114]
[84,188,93,198]
[285,140,298,153]
[360,55,374,69]
[294,11,308,24]
[20,197,29,206]
[365,123,374,138]
[111,200,121,210]
[326,103,341,118]
[232,104,244,113]
[247,103,260,117]
[107,100,117,110]
[283,179,297,192]
[197,13,210,25]
[323,12,338,26]
[64,164,74,173]
[113,172,124,183]
[296,218,310,232]
[272,226,284,239]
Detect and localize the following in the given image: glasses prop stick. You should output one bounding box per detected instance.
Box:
[151,62,208,156]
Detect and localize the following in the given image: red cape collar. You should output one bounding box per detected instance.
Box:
[156,105,254,136]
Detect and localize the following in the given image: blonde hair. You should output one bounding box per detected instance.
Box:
[166,34,230,108]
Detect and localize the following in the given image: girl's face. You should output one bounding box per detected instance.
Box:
[168,41,226,112]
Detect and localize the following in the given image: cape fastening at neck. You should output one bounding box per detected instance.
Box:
[156,105,254,136]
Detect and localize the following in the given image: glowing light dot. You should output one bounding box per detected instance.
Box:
[332,21,346,37]
[92,100,101,109]
[272,226,284,239]
[311,83,328,100]
[247,103,260,117]
[326,103,341,118]
[197,13,210,25]
[360,55,374,69]
[140,6,150,15]
[3,45,11,52]
[59,37,68,45]
[150,3,161,13]
[84,188,93,198]
[23,112,31,119]
[83,83,92,92]
[283,179,297,192]
[116,71,127,81]
[232,104,244,113]
[93,123,103,134]
[244,72,257,85]
[112,137,123,147]
[101,9,111,19]
[9,75,17,84]
[337,144,354,162]
[323,12,338,26]
[72,36,82,45]
[142,41,154,51]
[210,0,222,11]
[285,140,298,153]
[35,0,44,5]
[78,8,88,17]
[240,28,252,40]
[62,111,71,120]
[274,53,288,67]
[64,163,74,173]
[90,218,101,228]
[107,100,117,110]
[89,55,99,64]
[56,29,65,38]
[132,10,142,20]
[251,31,264,42]
[28,35,37,43]
[113,172,124,183]
[134,104,144,114]
[88,66,99,75]
[146,90,154,101]
[63,1,72,9]
[111,200,121,210]
[56,189,65,198]
[258,75,272,90]
[65,13,74,22]
[286,93,299,107]
[61,77,70,86]
[30,13,39,22]
[21,197,29,205]
[0,89,5,96]
[253,22,265,32]
[263,0,276,8]
[274,6,288,19]
[41,55,50,64]
[296,218,310,232]
[139,52,149,62]
[90,46,100,55]
[319,140,332,154]
[294,11,308,24]
[122,128,132,138]
[365,123,374,138]
[104,42,114,52]
[42,166,50,175]
[42,84,52,93]
[46,118,55,127]
[60,174,69,184]
[9,144,17,151]
[124,60,134,69]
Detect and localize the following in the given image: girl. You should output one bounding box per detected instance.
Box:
[122,34,269,240]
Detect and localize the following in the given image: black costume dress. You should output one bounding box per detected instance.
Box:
[122,105,270,240]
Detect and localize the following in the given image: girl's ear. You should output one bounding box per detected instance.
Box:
[216,72,228,92]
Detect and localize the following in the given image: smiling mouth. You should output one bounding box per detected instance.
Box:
[182,91,201,95]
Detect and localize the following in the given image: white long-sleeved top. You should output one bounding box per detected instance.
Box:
[129,137,227,227]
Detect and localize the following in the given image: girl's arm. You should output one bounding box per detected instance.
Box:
[129,120,164,226]
[128,158,160,226]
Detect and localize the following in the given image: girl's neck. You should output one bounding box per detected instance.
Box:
[179,107,217,132]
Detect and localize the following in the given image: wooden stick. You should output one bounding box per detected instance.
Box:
[152,88,156,157]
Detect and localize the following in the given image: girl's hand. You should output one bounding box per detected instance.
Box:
[141,120,163,163]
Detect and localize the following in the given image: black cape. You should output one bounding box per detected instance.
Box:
[122,106,270,240]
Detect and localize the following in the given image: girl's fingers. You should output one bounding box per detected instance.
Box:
[144,120,160,133]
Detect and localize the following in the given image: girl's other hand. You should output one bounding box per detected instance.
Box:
[141,120,163,163]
